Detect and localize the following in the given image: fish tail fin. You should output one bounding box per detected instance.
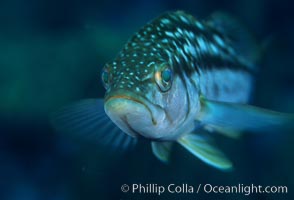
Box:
[206,11,260,69]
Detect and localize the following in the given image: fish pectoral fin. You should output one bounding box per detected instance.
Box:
[178,134,233,170]
[51,98,137,151]
[198,97,294,133]
[151,141,173,163]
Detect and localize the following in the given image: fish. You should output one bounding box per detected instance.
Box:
[52,11,294,171]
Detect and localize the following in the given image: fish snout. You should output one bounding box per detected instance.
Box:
[104,95,165,139]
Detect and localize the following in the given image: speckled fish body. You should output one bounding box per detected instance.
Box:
[108,12,253,103]
[53,11,293,171]
[103,11,254,140]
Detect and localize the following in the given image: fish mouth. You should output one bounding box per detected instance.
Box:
[106,95,157,125]
[104,92,164,138]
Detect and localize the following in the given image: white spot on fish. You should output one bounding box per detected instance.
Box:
[161,38,169,43]
[213,34,225,47]
[180,15,189,24]
[197,37,208,53]
[176,28,183,35]
[144,42,151,46]
[165,31,174,37]
[183,53,189,63]
[195,21,204,30]
[165,49,172,59]
[228,46,235,55]
[188,31,195,39]
[161,18,171,24]
[184,43,197,56]
[209,43,219,55]
[175,32,181,38]
[172,41,178,49]
[174,55,180,63]
[147,61,155,67]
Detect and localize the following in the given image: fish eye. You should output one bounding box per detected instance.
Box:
[161,68,172,83]
[155,65,173,92]
[101,67,111,89]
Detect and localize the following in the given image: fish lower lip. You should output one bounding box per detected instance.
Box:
[106,95,157,125]
[121,116,140,137]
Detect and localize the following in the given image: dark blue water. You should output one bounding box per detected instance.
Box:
[0,0,293,199]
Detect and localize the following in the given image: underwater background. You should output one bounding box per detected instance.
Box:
[0,0,293,199]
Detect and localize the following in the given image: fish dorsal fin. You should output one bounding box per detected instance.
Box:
[51,99,137,151]
[206,12,258,68]
[151,141,173,163]
[198,97,294,133]
[178,134,233,171]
